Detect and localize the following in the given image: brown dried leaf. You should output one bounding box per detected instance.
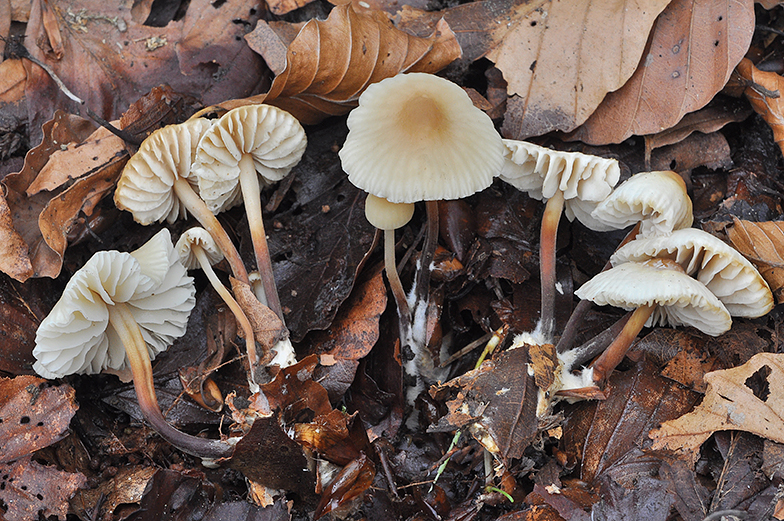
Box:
[23,0,265,141]
[0,456,86,521]
[236,4,461,124]
[571,0,755,145]
[649,131,732,173]
[429,347,538,465]
[75,466,156,521]
[231,278,287,363]
[266,0,314,16]
[0,59,25,103]
[650,353,784,465]
[0,376,78,463]
[735,59,784,158]
[725,218,784,303]
[314,453,375,520]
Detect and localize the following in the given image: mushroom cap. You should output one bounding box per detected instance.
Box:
[339,73,505,204]
[611,228,774,318]
[193,105,307,214]
[176,227,224,270]
[33,229,196,379]
[591,171,693,236]
[115,119,213,225]
[499,139,620,230]
[364,195,415,230]
[575,261,732,336]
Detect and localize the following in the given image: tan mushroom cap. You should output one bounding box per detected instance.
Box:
[33,229,196,378]
[611,228,774,318]
[339,73,505,204]
[365,194,415,230]
[115,119,213,225]
[591,171,693,236]
[193,104,307,213]
[176,227,224,270]
[575,260,731,336]
[499,139,620,230]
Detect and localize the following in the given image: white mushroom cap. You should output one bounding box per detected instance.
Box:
[193,105,307,213]
[575,261,731,336]
[33,229,196,378]
[176,227,224,270]
[591,171,693,236]
[499,139,620,230]
[339,73,506,204]
[365,195,415,231]
[115,119,214,225]
[611,228,774,318]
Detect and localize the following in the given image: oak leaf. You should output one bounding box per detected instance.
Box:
[650,353,784,465]
[724,218,784,303]
[570,0,755,145]
[734,58,784,157]
[233,3,461,124]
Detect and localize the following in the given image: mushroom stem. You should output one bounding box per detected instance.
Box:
[193,246,259,378]
[539,190,565,342]
[556,222,642,353]
[415,201,440,306]
[385,229,411,327]
[590,304,655,383]
[172,177,250,286]
[237,154,284,322]
[107,302,234,459]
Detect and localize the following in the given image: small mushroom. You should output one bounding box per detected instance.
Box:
[176,227,259,385]
[500,139,620,341]
[557,170,694,353]
[575,258,732,384]
[611,228,774,318]
[33,229,234,459]
[364,194,416,320]
[192,104,307,321]
[114,119,250,286]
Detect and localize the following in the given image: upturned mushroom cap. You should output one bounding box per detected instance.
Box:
[176,227,224,270]
[575,260,732,336]
[611,228,774,318]
[33,229,195,378]
[591,171,693,236]
[365,194,415,231]
[193,105,307,213]
[339,73,506,204]
[499,139,621,230]
[115,119,213,225]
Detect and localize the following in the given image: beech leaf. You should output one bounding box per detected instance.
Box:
[0,457,86,521]
[650,353,784,465]
[570,0,755,145]
[234,3,462,124]
[734,58,784,157]
[725,218,784,303]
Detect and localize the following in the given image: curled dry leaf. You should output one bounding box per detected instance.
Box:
[314,452,375,520]
[724,217,784,303]
[650,353,784,465]
[571,0,755,145]
[234,3,461,124]
[0,457,87,521]
[734,58,784,157]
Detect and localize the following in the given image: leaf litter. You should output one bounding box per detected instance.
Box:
[3,0,784,519]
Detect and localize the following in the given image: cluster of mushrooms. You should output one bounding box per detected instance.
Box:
[30,72,775,461]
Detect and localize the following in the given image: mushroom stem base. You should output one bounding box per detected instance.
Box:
[590,304,654,384]
[539,191,565,343]
[108,302,234,460]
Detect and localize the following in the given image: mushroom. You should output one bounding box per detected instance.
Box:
[364,194,416,323]
[556,170,694,353]
[499,139,620,341]
[114,119,251,286]
[33,229,234,459]
[176,227,259,385]
[574,258,732,384]
[339,72,504,339]
[192,104,307,321]
[611,228,774,318]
